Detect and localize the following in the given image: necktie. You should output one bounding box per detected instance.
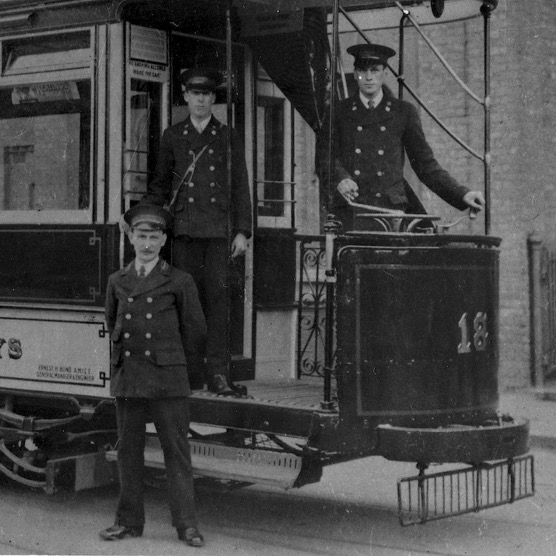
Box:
[139,266,146,278]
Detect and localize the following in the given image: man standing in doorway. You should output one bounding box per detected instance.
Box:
[146,67,252,395]
[324,43,485,230]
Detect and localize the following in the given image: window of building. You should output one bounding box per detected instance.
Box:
[257,96,285,217]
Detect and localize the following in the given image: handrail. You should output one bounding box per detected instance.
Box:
[394,1,483,106]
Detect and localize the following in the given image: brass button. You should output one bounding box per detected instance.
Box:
[147,297,153,303]
[125,351,131,357]
[125,314,131,320]
[376,193,382,198]
[188,198,194,203]
[145,350,151,357]
[124,332,130,339]
[380,126,386,131]
[146,313,152,319]
[377,171,383,177]
[127,297,133,303]
[210,182,215,187]
[357,126,363,131]
[145,333,152,339]
[354,170,361,176]
[355,148,361,154]
[189,182,194,188]
[378,150,384,155]
[209,165,215,171]
[209,149,214,154]
[210,198,216,203]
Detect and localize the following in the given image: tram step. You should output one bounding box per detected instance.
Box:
[106,437,303,490]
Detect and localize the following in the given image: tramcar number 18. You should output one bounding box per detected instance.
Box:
[457,312,488,354]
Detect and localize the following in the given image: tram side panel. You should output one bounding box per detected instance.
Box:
[334,239,500,456]
[0,225,118,404]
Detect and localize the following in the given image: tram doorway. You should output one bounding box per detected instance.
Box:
[168,32,253,381]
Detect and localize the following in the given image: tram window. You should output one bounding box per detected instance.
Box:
[126,79,162,199]
[257,97,285,217]
[2,31,90,75]
[0,79,91,211]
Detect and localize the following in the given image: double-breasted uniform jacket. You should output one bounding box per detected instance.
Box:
[147,115,252,239]
[105,259,206,398]
[329,87,470,219]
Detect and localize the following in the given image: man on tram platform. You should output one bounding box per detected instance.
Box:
[100,203,206,547]
[323,43,485,230]
[145,67,252,396]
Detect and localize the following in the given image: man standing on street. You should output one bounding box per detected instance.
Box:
[100,203,207,548]
[324,43,485,230]
[146,67,252,395]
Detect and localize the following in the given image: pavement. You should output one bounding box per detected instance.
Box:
[499,386,556,452]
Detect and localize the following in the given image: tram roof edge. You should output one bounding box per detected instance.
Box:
[235,0,487,13]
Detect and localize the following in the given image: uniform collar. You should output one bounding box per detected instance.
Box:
[359,88,383,109]
[122,259,171,277]
[135,257,159,277]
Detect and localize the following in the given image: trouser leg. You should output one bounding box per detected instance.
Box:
[173,237,229,379]
[172,237,207,385]
[150,397,198,529]
[203,239,229,377]
[115,398,147,527]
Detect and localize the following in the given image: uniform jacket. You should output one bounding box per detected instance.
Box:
[328,87,469,216]
[105,259,206,398]
[147,116,252,239]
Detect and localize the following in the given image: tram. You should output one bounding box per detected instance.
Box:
[0,0,533,525]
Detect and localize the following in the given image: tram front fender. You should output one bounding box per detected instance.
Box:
[376,417,530,464]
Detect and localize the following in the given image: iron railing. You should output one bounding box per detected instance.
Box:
[296,235,327,378]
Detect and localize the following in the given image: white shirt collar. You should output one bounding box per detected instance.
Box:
[191,115,211,133]
[359,88,383,109]
[135,257,159,277]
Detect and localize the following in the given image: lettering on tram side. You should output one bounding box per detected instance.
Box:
[0,338,22,359]
[36,365,95,382]
[457,312,488,354]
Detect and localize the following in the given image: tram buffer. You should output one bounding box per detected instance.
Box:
[322,43,485,229]
[145,67,252,396]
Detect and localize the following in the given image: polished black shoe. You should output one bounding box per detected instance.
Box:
[99,524,143,541]
[207,374,234,395]
[177,526,205,548]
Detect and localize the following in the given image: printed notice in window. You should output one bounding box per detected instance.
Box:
[130,25,167,65]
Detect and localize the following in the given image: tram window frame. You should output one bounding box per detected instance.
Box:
[0,29,94,223]
[124,78,163,202]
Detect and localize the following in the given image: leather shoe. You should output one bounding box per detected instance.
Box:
[177,526,205,547]
[99,524,143,540]
[207,374,234,395]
